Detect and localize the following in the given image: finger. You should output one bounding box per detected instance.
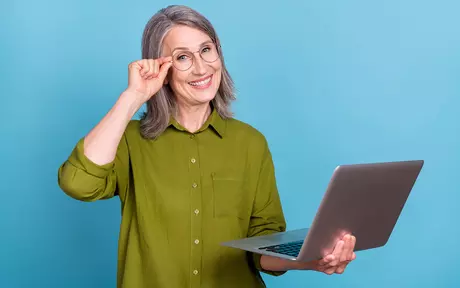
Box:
[148,57,173,80]
[318,254,335,266]
[336,251,356,274]
[157,56,173,65]
[146,59,159,79]
[137,60,145,76]
[335,263,347,274]
[143,59,153,79]
[157,61,173,81]
[347,236,356,260]
[330,240,345,266]
[146,59,160,78]
[139,60,150,77]
[128,61,141,72]
[316,262,327,272]
[148,56,172,78]
[340,235,353,262]
[324,266,337,275]
[153,59,160,77]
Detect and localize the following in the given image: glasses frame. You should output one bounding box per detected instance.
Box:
[171,42,221,71]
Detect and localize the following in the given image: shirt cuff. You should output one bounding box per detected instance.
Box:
[69,137,115,178]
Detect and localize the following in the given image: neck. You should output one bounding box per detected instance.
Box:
[174,102,212,133]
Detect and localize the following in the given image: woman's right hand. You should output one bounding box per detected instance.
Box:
[125,56,173,103]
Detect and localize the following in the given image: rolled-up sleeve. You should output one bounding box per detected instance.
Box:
[57,133,129,202]
[247,137,287,277]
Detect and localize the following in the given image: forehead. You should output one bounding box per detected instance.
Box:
[162,25,212,52]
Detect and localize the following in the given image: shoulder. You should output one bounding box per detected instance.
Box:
[126,119,141,133]
[226,117,269,150]
[120,120,142,142]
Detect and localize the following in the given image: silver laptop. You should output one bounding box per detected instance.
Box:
[221,160,424,262]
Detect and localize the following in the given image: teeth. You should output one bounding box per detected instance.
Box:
[189,76,211,86]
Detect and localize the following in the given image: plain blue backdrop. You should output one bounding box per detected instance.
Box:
[1,0,459,287]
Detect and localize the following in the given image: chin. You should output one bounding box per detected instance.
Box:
[188,92,216,106]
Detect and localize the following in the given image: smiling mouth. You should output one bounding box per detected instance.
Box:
[188,74,213,88]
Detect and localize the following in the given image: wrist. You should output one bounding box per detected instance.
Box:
[118,90,145,117]
[260,255,314,271]
[291,260,315,271]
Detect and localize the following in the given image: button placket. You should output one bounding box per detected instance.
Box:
[189,134,202,287]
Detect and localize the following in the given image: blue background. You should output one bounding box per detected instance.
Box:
[1,0,459,287]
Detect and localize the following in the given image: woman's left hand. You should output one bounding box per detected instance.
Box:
[260,234,357,274]
[300,234,357,274]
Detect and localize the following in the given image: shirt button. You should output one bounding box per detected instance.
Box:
[190,158,196,164]
[190,134,195,139]
[192,183,197,188]
[194,209,199,215]
[193,270,199,275]
[194,239,200,244]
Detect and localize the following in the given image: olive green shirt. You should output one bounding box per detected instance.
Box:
[57,109,287,288]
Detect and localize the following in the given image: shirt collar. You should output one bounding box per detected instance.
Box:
[168,108,226,138]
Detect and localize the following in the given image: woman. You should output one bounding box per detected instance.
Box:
[58,5,356,288]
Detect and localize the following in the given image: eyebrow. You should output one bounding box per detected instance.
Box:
[171,40,214,54]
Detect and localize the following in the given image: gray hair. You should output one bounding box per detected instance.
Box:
[139,5,236,139]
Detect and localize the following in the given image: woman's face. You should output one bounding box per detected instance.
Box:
[162,25,222,107]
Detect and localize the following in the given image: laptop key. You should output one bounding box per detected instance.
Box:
[258,240,303,257]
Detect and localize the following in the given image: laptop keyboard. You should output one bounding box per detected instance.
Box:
[258,240,303,257]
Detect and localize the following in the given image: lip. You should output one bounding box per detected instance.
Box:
[188,74,213,84]
[188,74,213,90]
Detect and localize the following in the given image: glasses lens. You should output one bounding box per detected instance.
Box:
[172,51,193,71]
[171,43,220,71]
[200,43,219,63]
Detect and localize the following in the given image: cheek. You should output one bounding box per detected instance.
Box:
[213,61,222,73]
[170,71,189,89]
[214,69,222,86]
[211,63,222,82]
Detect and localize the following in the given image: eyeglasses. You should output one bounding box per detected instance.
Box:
[171,42,221,71]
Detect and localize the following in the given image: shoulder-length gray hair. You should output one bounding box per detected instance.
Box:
[139,5,236,139]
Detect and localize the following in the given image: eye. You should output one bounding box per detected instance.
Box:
[201,46,211,53]
[176,54,190,61]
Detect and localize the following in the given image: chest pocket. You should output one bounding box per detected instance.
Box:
[211,173,250,220]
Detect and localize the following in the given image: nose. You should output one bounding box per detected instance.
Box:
[192,53,207,75]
